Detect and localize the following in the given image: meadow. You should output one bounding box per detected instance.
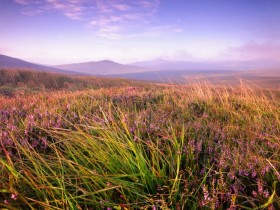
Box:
[0,69,279,209]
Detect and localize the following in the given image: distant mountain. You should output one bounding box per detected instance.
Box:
[130,59,211,70]
[109,68,280,87]
[0,54,76,74]
[55,60,148,75]
[130,59,280,71]
[2,54,279,80]
[108,69,240,83]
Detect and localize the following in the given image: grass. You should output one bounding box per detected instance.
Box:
[0,80,279,209]
[0,68,152,96]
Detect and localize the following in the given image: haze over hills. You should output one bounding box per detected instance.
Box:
[130,59,217,71]
[54,57,280,78]
[55,60,147,75]
[0,54,148,75]
[0,54,77,74]
[130,59,280,71]
[107,69,240,83]
[109,68,280,89]
[1,54,280,88]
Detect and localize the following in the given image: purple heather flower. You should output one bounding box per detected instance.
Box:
[257,179,263,194]
[263,190,269,198]
[196,141,202,154]
[202,185,211,204]
[251,171,257,178]
[244,170,249,177]
[11,193,17,200]
[252,190,258,197]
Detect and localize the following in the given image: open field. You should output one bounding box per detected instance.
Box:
[0,71,279,209]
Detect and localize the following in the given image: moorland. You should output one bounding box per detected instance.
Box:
[0,68,279,209]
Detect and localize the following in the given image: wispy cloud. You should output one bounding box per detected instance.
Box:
[14,0,30,5]
[89,0,161,39]
[17,0,87,20]
[96,25,123,40]
[14,0,162,39]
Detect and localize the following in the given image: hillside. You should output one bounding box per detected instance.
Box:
[0,68,151,96]
[55,60,147,75]
[0,54,76,74]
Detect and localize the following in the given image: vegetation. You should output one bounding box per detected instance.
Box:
[0,68,150,96]
[0,71,279,209]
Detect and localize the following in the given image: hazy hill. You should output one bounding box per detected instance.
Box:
[130,59,212,70]
[109,69,239,83]
[110,69,280,88]
[55,60,147,75]
[0,54,76,74]
[130,59,280,71]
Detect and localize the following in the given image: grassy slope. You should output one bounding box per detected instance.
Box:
[0,68,151,97]
[0,77,280,209]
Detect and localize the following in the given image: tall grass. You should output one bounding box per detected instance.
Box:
[0,83,279,209]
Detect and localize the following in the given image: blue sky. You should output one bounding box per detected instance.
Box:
[0,0,280,64]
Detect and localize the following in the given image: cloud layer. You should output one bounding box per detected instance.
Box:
[14,0,161,39]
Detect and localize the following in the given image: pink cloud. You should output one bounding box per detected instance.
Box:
[112,3,130,11]
[137,0,160,12]
[15,0,86,19]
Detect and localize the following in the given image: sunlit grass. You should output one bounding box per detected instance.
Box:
[0,82,279,209]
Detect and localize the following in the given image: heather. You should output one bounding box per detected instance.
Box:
[0,82,279,209]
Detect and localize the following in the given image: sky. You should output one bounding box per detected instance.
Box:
[0,0,280,65]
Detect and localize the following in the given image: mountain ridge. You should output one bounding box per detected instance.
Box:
[129,58,280,71]
[0,54,78,74]
[55,60,148,75]
[1,54,280,80]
